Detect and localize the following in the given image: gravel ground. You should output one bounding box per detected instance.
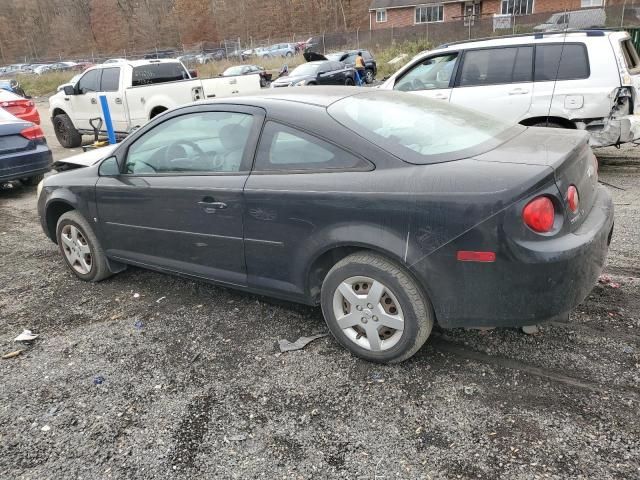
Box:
[0,103,639,479]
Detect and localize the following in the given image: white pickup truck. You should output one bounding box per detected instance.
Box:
[49,59,261,147]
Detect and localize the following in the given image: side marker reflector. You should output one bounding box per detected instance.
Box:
[457,251,496,263]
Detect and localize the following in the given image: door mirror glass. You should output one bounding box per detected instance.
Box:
[63,85,75,96]
[99,156,120,176]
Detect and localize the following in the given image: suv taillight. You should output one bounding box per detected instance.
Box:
[20,125,44,140]
[523,196,555,233]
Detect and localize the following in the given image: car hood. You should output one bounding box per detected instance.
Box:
[303,51,327,62]
[272,74,314,85]
[52,144,118,169]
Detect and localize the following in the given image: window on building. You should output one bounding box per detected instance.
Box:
[376,9,387,22]
[581,0,603,7]
[500,0,534,15]
[415,5,444,23]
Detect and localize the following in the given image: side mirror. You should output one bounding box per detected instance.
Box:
[63,85,75,96]
[189,70,198,78]
[99,156,120,176]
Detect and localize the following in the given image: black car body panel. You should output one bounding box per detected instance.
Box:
[323,50,377,78]
[271,61,355,87]
[38,88,613,329]
[0,111,52,182]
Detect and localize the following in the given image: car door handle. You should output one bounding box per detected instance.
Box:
[90,98,97,104]
[509,88,529,95]
[115,97,122,104]
[433,93,448,100]
[198,199,227,210]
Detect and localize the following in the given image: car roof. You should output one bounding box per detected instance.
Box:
[0,89,22,101]
[199,86,361,109]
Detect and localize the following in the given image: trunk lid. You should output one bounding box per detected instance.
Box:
[473,128,599,231]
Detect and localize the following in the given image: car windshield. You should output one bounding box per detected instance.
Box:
[328,91,518,163]
[291,64,319,76]
[223,66,244,76]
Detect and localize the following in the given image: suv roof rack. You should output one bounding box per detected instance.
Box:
[437,29,610,49]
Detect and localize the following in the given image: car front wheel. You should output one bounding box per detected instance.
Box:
[365,69,375,84]
[53,114,82,148]
[56,211,112,282]
[321,252,434,363]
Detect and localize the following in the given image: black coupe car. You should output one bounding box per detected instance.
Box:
[0,108,52,185]
[37,89,613,363]
[270,59,355,87]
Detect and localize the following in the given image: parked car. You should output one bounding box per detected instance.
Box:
[324,50,377,84]
[49,59,261,147]
[223,65,272,87]
[271,56,355,87]
[177,54,200,65]
[534,8,606,32]
[380,30,640,147]
[143,49,176,59]
[37,88,613,363]
[0,90,40,124]
[261,43,296,58]
[196,50,225,64]
[0,108,51,186]
[103,58,127,64]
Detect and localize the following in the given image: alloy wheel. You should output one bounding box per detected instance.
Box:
[60,225,92,275]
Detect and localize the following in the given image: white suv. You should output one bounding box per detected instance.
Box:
[380,30,640,147]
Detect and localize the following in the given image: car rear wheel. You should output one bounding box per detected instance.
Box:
[321,252,434,363]
[53,114,82,148]
[56,211,111,282]
[286,52,293,57]
[365,69,375,84]
[345,77,355,86]
[22,174,44,186]
[531,120,566,129]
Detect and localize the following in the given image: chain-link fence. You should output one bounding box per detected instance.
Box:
[5,2,640,68]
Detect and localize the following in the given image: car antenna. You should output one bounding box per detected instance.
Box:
[545,9,569,127]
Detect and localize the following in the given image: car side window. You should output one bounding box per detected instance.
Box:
[125,112,254,174]
[534,44,590,81]
[77,70,100,94]
[457,46,532,87]
[394,53,458,92]
[318,63,331,74]
[254,122,369,172]
[100,68,120,92]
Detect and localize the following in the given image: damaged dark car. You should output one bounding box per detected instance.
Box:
[37,89,614,363]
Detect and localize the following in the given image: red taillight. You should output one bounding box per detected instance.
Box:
[20,125,44,140]
[522,196,555,233]
[567,185,579,213]
[0,99,34,109]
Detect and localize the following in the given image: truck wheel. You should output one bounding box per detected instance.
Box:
[531,120,566,129]
[53,114,82,148]
[321,252,434,363]
[22,174,44,186]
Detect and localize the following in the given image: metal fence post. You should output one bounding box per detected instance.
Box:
[357,28,360,49]
[622,0,627,28]
[323,32,326,54]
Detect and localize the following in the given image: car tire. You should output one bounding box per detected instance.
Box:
[321,252,434,363]
[531,120,566,129]
[53,114,82,148]
[56,211,112,283]
[286,52,293,57]
[345,77,355,86]
[365,69,375,84]
[22,174,44,186]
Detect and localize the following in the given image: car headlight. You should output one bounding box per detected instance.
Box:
[295,80,307,86]
[36,179,44,199]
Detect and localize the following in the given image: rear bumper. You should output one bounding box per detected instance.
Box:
[0,147,52,182]
[417,185,614,328]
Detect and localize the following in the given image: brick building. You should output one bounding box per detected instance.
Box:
[368,0,624,30]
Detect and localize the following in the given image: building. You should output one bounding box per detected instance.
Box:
[368,0,622,30]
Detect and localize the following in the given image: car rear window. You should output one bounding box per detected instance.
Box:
[458,46,533,86]
[621,39,640,71]
[328,91,519,164]
[131,63,189,87]
[534,44,589,81]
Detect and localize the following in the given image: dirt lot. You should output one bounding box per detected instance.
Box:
[0,103,639,479]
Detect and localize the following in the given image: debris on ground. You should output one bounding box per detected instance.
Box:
[367,372,385,384]
[522,325,540,335]
[41,425,51,432]
[134,320,144,330]
[93,375,105,385]
[156,296,166,303]
[226,434,247,442]
[2,350,25,359]
[133,293,140,299]
[14,329,39,342]
[277,333,328,353]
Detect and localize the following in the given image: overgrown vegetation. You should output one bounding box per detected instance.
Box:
[14,40,432,97]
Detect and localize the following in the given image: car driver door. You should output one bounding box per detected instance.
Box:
[69,69,100,130]
[95,105,265,287]
[392,52,459,102]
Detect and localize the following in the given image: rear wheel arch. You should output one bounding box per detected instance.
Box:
[149,106,168,119]
[520,116,576,129]
[45,200,75,243]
